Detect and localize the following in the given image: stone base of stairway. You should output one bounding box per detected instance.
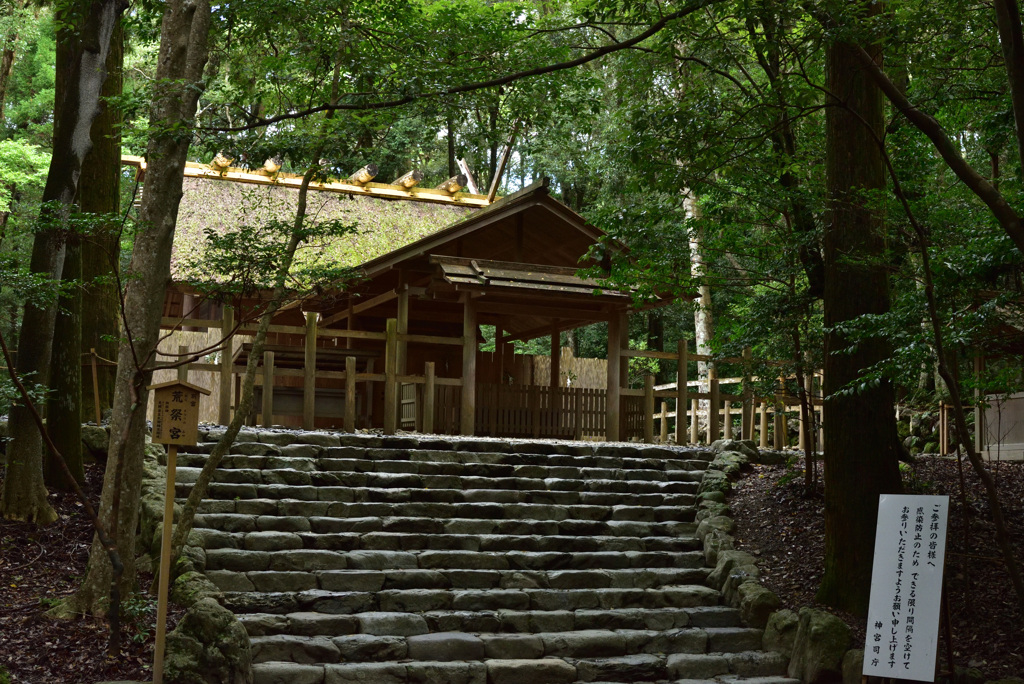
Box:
[138,429,803,684]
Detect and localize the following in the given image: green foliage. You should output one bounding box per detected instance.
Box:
[121,594,156,644]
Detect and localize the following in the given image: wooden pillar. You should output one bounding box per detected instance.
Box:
[461,297,477,436]
[659,401,669,443]
[550,329,561,389]
[643,374,655,444]
[724,400,732,439]
[344,356,356,433]
[423,362,436,434]
[606,313,624,442]
[397,284,409,374]
[303,311,317,430]
[939,401,947,456]
[708,366,720,444]
[345,298,354,349]
[741,346,753,440]
[219,305,233,424]
[177,345,189,383]
[181,292,197,331]
[759,400,769,448]
[384,318,398,435]
[676,339,688,444]
[690,398,699,444]
[262,350,275,428]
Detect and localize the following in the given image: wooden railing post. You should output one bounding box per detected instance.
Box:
[690,398,699,444]
[345,356,357,433]
[708,367,720,444]
[606,313,623,441]
[423,362,436,434]
[741,346,753,440]
[774,379,786,449]
[574,388,583,440]
[659,401,669,443]
[643,374,655,443]
[759,400,769,448]
[676,339,688,444]
[219,305,233,425]
[723,400,733,439]
[262,350,275,428]
[384,318,398,435]
[177,345,189,383]
[303,312,318,430]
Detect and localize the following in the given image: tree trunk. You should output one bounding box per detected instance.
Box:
[816,19,903,616]
[60,0,210,615]
[80,22,123,421]
[0,0,125,524]
[45,236,84,490]
[687,195,713,432]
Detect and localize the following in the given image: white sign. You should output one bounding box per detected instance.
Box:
[863,494,949,681]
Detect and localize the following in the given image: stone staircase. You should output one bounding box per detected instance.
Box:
[175,430,796,684]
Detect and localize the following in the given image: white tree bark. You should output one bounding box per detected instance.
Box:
[687,193,714,437]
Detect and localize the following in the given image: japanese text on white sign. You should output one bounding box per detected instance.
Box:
[863,494,949,681]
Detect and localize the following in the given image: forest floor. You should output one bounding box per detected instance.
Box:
[0,461,174,684]
[730,453,1024,680]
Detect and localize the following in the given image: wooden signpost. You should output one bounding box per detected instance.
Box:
[148,380,210,684]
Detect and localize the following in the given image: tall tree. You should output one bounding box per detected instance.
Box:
[79,21,122,420]
[61,0,210,614]
[0,0,125,523]
[816,3,902,615]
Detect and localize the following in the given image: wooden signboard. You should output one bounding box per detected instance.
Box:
[863,494,950,681]
[146,380,209,684]
[150,380,209,446]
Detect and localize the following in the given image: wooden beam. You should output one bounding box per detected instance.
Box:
[303,312,317,430]
[437,174,468,194]
[457,158,480,194]
[708,367,720,444]
[348,163,378,186]
[397,285,409,375]
[393,169,423,188]
[219,306,233,424]
[461,297,477,435]
[321,290,398,327]
[487,120,518,203]
[474,300,608,321]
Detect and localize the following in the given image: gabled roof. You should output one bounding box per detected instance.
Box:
[359,178,607,279]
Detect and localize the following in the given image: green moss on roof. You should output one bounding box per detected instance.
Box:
[172,177,474,281]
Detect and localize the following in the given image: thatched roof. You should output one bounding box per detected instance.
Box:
[171,176,475,281]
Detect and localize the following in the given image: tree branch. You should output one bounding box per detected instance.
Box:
[202,0,725,132]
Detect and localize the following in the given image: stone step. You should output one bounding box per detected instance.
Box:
[189,501,695,524]
[179,448,684,471]
[236,604,741,634]
[186,486,697,510]
[186,433,712,460]
[248,626,758,663]
[203,547,704,575]
[190,518,698,546]
[205,567,708,594]
[222,582,720,613]
[198,532,701,558]
[174,468,703,495]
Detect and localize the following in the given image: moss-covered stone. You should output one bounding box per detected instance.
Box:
[787,607,851,683]
[164,597,252,684]
[738,581,781,628]
[763,609,799,658]
[841,649,863,684]
[696,515,736,545]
